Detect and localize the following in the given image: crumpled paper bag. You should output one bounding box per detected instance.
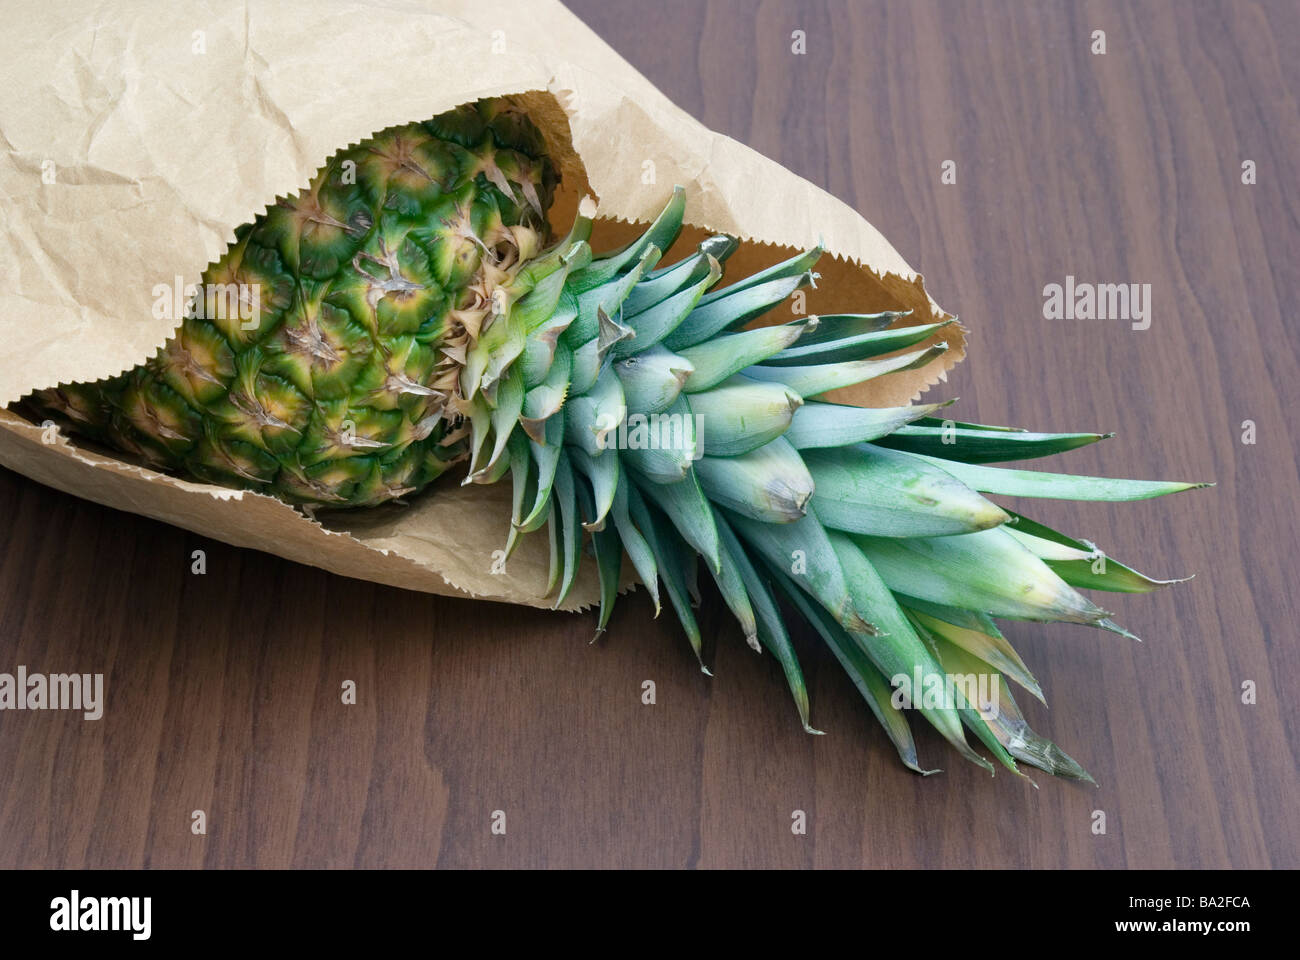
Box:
[0,0,962,610]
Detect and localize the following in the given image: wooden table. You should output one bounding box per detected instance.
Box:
[1,0,1296,869]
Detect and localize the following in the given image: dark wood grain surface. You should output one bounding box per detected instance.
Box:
[1,0,1296,869]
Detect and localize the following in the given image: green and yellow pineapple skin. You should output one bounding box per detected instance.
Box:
[33,99,557,506]
[25,98,1209,781]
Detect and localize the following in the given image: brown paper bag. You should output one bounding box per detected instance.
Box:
[0,0,961,610]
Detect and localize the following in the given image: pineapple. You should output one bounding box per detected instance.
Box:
[23,98,1208,780]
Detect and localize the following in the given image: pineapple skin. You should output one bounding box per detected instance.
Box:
[30,99,557,507]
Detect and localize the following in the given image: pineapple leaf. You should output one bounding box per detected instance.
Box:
[630,466,723,575]
[628,484,706,671]
[722,507,880,638]
[805,443,1009,538]
[743,342,948,398]
[568,445,618,532]
[620,394,697,482]
[909,454,1212,501]
[852,527,1111,624]
[519,339,572,441]
[760,318,954,367]
[687,377,800,457]
[568,186,685,293]
[564,367,625,457]
[504,429,532,559]
[613,255,721,357]
[677,319,811,392]
[892,594,1000,634]
[519,409,564,533]
[550,453,582,608]
[479,366,524,477]
[707,521,759,647]
[693,245,822,309]
[1007,512,1191,593]
[695,436,814,524]
[925,625,1094,783]
[902,605,1045,706]
[784,400,948,449]
[545,497,561,596]
[912,416,1021,432]
[873,424,1112,463]
[576,478,622,637]
[824,529,991,770]
[566,247,655,347]
[663,272,814,351]
[518,301,576,387]
[788,311,909,346]
[511,251,579,330]
[770,561,938,774]
[716,513,815,732]
[609,465,661,615]
[613,344,693,415]
[622,243,718,316]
